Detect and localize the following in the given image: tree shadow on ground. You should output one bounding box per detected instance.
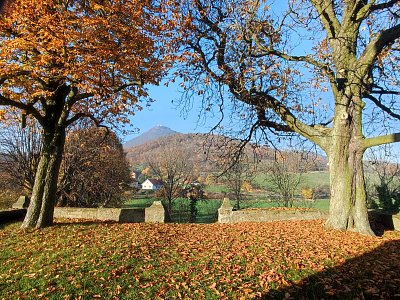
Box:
[264,239,400,299]
[0,210,26,229]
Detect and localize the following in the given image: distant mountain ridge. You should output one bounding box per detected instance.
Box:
[123,125,179,148]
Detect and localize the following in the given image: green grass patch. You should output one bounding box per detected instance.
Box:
[300,171,330,188]
[253,171,330,191]
[205,184,228,193]
[123,198,155,209]
[124,197,222,223]
[227,198,329,211]
[313,199,330,212]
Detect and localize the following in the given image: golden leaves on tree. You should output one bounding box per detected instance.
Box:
[0,0,175,125]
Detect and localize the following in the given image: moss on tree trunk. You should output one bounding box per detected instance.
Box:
[21,128,65,229]
[324,100,374,235]
[326,149,374,235]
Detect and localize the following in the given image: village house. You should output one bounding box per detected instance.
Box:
[141,179,164,190]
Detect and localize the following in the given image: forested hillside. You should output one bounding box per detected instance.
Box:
[124,132,328,174]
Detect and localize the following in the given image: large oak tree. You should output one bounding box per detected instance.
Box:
[0,0,173,228]
[175,0,400,235]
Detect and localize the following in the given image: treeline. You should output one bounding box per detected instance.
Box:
[0,124,132,209]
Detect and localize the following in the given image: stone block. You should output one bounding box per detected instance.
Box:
[119,209,145,222]
[393,215,400,231]
[12,196,30,209]
[220,198,233,209]
[218,198,233,223]
[145,201,165,223]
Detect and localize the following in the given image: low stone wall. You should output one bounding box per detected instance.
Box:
[54,201,165,223]
[227,209,328,223]
[218,198,328,223]
[370,210,400,231]
[0,209,27,224]
[1,200,165,224]
[217,199,400,230]
[53,207,145,222]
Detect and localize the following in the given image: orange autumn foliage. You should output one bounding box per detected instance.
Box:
[0,0,173,124]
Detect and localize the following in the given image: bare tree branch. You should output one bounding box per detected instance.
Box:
[0,94,44,124]
[364,133,400,149]
[371,89,400,96]
[250,45,336,84]
[364,94,400,120]
[66,112,103,127]
[370,0,400,12]
[358,24,400,79]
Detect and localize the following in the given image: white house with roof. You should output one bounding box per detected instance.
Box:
[141,179,164,190]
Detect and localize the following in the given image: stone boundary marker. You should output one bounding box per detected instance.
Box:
[12,196,30,209]
[394,215,400,230]
[144,201,165,223]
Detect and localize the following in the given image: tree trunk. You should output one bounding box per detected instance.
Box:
[21,128,66,228]
[325,122,375,235]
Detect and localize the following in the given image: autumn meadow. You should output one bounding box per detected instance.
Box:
[1,220,400,299]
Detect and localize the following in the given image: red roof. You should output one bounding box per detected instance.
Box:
[148,178,164,186]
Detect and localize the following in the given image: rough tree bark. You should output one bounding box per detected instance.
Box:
[22,128,66,228]
[326,112,373,235]
[21,84,70,229]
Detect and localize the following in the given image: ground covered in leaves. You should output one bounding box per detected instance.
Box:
[1,220,399,299]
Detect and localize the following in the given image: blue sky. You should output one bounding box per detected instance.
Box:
[122,2,291,143]
[123,82,218,142]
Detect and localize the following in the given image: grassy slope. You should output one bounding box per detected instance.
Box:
[253,171,330,190]
[301,171,330,188]
[1,221,399,299]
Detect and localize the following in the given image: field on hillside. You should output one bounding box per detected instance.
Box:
[1,220,399,299]
[253,171,330,191]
